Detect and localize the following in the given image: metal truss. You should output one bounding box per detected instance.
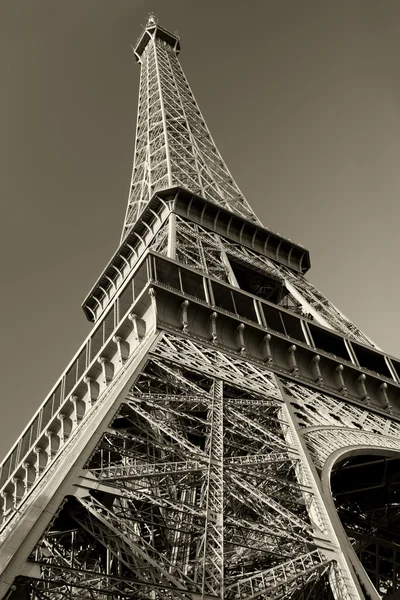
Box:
[122,16,259,240]
[3,336,368,599]
[2,14,399,600]
[149,217,170,256]
[146,211,373,348]
[173,215,282,282]
[280,381,400,467]
[147,205,374,351]
[281,268,375,347]
[174,217,232,283]
[280,380,400,597]
[170,214,374,346]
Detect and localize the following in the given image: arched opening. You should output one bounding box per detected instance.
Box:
[331,452,400,599]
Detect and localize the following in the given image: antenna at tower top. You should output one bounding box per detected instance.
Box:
[147,13,157,26]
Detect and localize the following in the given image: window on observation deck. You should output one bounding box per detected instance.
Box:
[154,259,181,291]
[309,324,351,362]
[352,342,392,379]
[181,269,206,301]
[228,257,287,304]
[261,302,306,343]
[211,281,235,313]
[153,257,207,301]
[280,312,306,342]
[210,281,257,322]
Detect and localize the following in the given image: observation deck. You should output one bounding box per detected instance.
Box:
[134,15,180,60]
[81,187,311,323]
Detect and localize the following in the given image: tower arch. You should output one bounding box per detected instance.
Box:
[321,443,400,599]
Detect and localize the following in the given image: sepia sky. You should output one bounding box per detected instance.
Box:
[1,0,400,461]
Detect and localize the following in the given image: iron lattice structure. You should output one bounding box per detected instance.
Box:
[121,16,259,239]
[1,15,400,600]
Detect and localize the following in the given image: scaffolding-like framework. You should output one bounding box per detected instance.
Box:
[1,15,400,600]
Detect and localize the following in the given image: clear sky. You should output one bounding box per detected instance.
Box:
[1,0,400,461]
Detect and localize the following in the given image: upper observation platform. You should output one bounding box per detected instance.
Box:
[134,15,181,61]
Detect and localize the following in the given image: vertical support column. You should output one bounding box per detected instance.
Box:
[287,344,299,376]
[335,365,348,396]
[217,236,238,287]
[57,413,69,445]
[148,288,157,328]
[357,374,371,405]
[34,447,46,476]
[1,491,11,516]
[180,300,189,333]
[167,213,176,259]
[12,478,24,509]
[277,376,379,600]
[71,395,85,428]
[98,357,114,387]
[113,336,130,365]
[236,323,246,354]
[23,462,35,491]
[128,313,140,346]
[201,379,224,598]
[262,333,273,364]
[84,376,98,408]
[311,354,324,385]
[208,312,218,344]
[379,382,393,414]
[45,431,57,460]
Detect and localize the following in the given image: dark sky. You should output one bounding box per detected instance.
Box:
[1,0,400,461]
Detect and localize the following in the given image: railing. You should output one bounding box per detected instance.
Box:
[0,257,153,524]
[84,197,171,322]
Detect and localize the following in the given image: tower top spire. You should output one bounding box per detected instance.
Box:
[134,15,180,61]
[123,13,262,239]
[146,13,157,26]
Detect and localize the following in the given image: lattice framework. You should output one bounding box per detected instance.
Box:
[0,14,398,600]
[122,20,259,239]
[19,337,350,599]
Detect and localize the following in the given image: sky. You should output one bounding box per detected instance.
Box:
[1,0,400,461]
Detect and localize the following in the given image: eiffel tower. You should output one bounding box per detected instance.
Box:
[1,14,400,600]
